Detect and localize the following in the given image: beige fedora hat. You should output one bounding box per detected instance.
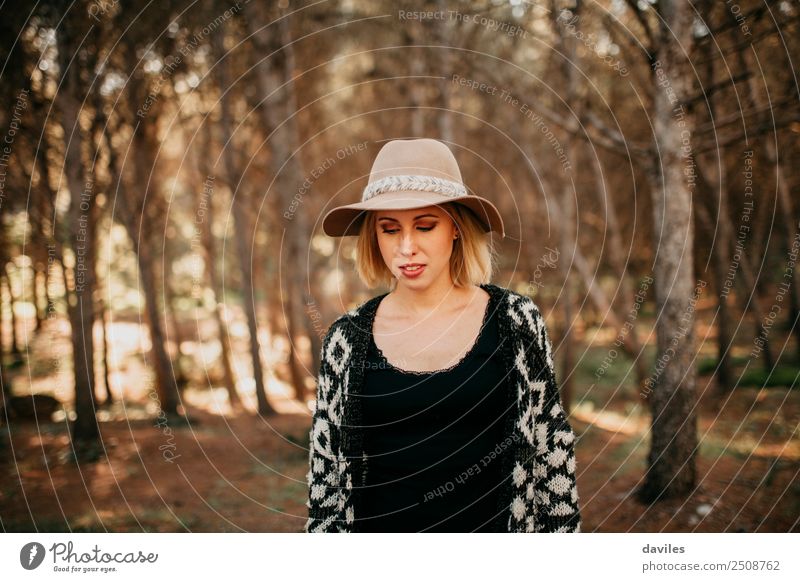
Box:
[321,138,505,238]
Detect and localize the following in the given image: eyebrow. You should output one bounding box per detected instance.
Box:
[377,214,439,222]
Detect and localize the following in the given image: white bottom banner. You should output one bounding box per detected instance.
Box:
[1,533,797,581]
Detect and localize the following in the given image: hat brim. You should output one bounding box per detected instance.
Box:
[322,191,505,238]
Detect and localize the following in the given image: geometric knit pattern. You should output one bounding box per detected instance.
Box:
[305,283,581,533]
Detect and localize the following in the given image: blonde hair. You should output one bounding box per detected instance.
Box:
[355,202,497,289]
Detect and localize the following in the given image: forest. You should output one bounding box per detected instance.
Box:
[0,0,798,532]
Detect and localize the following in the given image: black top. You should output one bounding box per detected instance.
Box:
[356,296,508,532]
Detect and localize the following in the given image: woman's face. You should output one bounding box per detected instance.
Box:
[374,205,458,289]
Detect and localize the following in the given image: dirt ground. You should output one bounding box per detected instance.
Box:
[1,375,797,533]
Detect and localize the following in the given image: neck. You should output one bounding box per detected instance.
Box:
[390,277,477,316]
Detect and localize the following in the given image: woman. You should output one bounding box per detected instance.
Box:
[305,138,580,533]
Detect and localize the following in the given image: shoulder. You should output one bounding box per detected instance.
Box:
[482,283,544,340]
[321,292,387,344]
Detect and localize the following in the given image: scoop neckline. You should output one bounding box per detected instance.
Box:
[369,288,493,376]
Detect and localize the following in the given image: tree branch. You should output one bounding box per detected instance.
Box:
[623,0,655,52]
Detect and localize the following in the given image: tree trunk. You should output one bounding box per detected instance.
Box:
[205,219,241,409]
[638,0,698,503]
[695,167,774,371]
[409,50,426,137]
[0,269,5,357]
[0,266,6,409]
[554,165,577,412]
[102,76,183,419]
[136,239,180,417]
[245,5,318,403]
[196,124,241,410]
[164,261,188,393]
[587,151,649,389]
[44,259,52,327]
[695,194,733,393]
[554,0,648,394]
[550,0,585,412]
[56,22,100,445]
[3,266,21,357]
[213,29,275,416]
[99,297,113,405]
[731,6,800,362]
[33,265,43,333]
[737,245,775,369]
[437,0,454,144]
[708,158,734,393]
[695,38,734,393]
[276,18,322,402]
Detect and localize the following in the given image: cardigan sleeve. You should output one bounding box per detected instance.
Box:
[528,304,582,533]
[304,323,347,533]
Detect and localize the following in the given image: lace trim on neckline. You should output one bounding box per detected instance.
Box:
[370,293,493,376]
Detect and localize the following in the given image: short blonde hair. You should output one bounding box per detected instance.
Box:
[355,202,497,289]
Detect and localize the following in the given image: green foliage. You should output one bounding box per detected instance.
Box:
[697,355,750,376]
[738,365,800,389]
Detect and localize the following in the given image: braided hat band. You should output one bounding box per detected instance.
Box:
[321,138,505,238]
[362,175,468,202]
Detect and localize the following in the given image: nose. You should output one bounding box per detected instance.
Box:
[398,230,417,256]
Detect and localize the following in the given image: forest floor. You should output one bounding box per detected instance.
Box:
[1,316,799,533]
[2,376,798,533]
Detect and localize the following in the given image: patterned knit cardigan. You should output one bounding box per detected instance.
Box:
[305,283,581,533]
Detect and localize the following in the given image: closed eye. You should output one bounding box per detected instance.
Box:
[381,225,436,234]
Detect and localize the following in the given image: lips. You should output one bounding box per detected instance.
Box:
[399,263,426,278]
